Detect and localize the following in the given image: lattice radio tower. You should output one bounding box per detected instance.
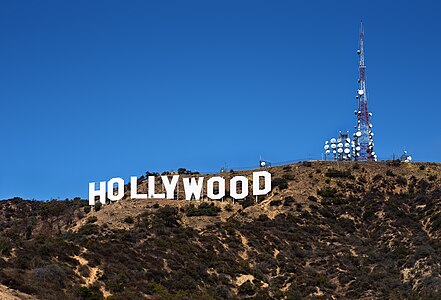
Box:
[323,21,377,161]
[353,20,376,161]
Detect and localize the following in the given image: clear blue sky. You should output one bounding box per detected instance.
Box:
[1,0,440,200]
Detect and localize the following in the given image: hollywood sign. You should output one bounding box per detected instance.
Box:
[89,171,271,205]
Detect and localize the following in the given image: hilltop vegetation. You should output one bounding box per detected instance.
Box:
[0,161,440,299]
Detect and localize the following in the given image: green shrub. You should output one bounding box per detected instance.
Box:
[84,206,91,214]
[224,203,233,212]
[272,178,288,190]
[240,197,255,209]
[75,286,103,300]
[396,176,407,186]
[32,264,67,285]
[156,205,180,227]
[238,280,255,295]
[0,238,10,255]
[94,202,102,212]
[428,175,437,181]
[325,168,351,178]
[86,216,98,224]
[123,216,134,224]
[387,159,401,166]
[284,196,295,206]
[307,195,317,202]
[282,174,295,180]
[386,170,395,177]
[431,215,441,231]
[186,202,221,217]
[269,200,282,206]
[178,168,187,174]
[302,161,312,167]
[317,187,337,198]
[77,224,99,236]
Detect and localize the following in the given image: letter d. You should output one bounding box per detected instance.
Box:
[253,171,271,196]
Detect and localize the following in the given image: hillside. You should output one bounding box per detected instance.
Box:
[0,161,440,299]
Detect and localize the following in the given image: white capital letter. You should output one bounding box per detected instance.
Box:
[183,177,204,200]
[207,176,225,200]
[230,176,248,199]
[148,176,165,198]
[131,176,147,199]
[89,181,106,205]
[162,175,179,199]
[107,177,124,201]
[253,171,271,196]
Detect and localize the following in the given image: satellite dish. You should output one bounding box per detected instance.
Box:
[344,143,350,148]
[354,110,358,115]
[260,161,266,167]
[343,155,348,159]
[407,156,412,161]
[346,138,351,143]
[331,144,337,149]
[333,150,337,154]
[338,143,343,148]
[344,148,350,154]
[330,138,336,143]
[324,145,330,150]
[326,150,331,154]
[357,89,364,95]
[325,140,329,144]
[356,146,361,151]
[337,138,342,143]
[338,148,343,153]
[369,124,373,128]
[370,132,374,136]
[369,112,373,116]
[356,131,362,137]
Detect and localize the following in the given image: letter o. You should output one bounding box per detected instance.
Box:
[107,177,124,201]
[207,177,225,200]
[230,176,248,199]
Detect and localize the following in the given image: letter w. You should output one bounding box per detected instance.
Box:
[183,177,204,200]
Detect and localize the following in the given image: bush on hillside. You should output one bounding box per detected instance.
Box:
[325,169,352,178]
[272,178,288,190]
[186,203,221,217]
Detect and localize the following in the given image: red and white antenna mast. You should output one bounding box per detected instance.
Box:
[353,20,376,161]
